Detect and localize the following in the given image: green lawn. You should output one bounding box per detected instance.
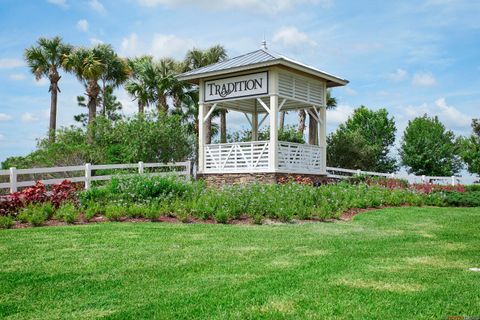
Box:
[1,207,479,319]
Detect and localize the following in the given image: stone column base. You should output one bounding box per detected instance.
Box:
[197,172,328,187]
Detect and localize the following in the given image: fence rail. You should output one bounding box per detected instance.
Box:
[326,167,473,186]
[0,161,191,193]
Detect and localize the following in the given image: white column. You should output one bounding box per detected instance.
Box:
[269,95,279,171]
[252,100,258,141]
[85,163,91,190]
[198,103,207,173]
[319,106,327,173]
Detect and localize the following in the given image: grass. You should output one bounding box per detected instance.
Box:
[1,207,479,319]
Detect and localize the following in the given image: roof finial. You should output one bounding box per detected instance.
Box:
[261,39,267,50]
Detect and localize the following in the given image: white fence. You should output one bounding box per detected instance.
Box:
[204,141,325,173]
[326,167,471,186]
[0,161,191,193]
[204,141,270,172]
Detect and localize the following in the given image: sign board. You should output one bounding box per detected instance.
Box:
[204,71,268,102]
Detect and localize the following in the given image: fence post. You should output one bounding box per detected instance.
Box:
[138,161,144,174]
[9,167,17,193]
[390,173,395,179]
[185,161,191,179]
[85,163,91,190]
[356,169,361,176]
[451,176,455,186]
[421,175,426,184]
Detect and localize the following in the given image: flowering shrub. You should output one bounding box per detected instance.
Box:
[410,183,465,194]
[0,180,77,216]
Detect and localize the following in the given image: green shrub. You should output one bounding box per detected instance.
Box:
[83,202,104,221]
[443,191,480,207]
[54,203,80,224]
[78,187,111,206]
[214,209,230,224]
[105,205,125,221]
[0,216,14,229]
[465,184,480,192]
[18,204,49,226]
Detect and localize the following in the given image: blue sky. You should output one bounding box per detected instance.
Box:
[0,0,479,165]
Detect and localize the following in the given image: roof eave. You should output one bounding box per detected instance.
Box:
[176,59,349,87]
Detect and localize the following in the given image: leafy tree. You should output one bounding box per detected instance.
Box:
[24,36,72,142]
[328,106,397,172]
[125,56,152,114]
[458,119,480,175]
[2,113,192,169]
[74,86,123,126]
[400,115,462,176]
[228,125,304,144]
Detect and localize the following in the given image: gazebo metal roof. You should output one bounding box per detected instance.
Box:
[177,48,348,88]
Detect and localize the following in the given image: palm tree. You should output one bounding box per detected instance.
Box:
[63,46,105,143]
[95,44,130,116]
[125,56,152,114]
[184,45,227,143]
[24,36,72,142]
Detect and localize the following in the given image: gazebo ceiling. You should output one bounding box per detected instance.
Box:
[215,96,317,114]
[177,48,348,88]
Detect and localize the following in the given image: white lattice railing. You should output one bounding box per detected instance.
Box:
[204,141,270,172]
[278,142,324,173]
[204,141,325,173]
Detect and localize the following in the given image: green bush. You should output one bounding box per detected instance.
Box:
[0,216,14,229]
[83,202,104,221]
[18,204,50,226]
[443,191,480,207]
[465,184,480,192]
[105,205,124,221]
[54,203,80,224]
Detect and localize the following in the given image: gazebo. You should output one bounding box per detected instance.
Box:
[177,42,348,185]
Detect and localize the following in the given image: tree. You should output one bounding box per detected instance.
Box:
[95,44,129,116]
[62,46,105,128]
[328,106,397,172]
[458,119,480,175]
[400,115,462,176]
[125,56,152,114]
[74,86,122,126]
[24,36,72,142]
[184,45,227,143]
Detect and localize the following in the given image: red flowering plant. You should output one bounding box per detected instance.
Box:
[0,180,78,216]
[410,183,465,194]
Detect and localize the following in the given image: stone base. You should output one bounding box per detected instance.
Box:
[197,172,328,187]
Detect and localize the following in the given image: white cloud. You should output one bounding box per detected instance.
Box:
[76,19,89,32]
[343,87,357,96]
[0,134,5,141]
[0,58,24,69]
[90,38,104,45]
[389,68,407,82]
[47,0,68,8]
[90,0,106,13]
[34,78,49,87]
[120,33,194,59]
[8,73,26,81]
[403,98,471,131]
[412,72,436,86]
[136,0,330,14]
[272,26,316,48]
[21,112,38,123]
[0,113,13,121]
[327,104,354,125]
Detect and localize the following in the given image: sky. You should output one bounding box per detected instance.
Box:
[0,0,479,168]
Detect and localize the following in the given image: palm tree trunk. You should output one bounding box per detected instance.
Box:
[298,110,306,134]
[138,101,145,114]
[157,95,168,113]
[308,113,318,145]
[206,116,212,144]
[101,81,107,117]
[49,83,58,143]
[220,109,226,143]
[86,80,100,144]
[280,111,286,131]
